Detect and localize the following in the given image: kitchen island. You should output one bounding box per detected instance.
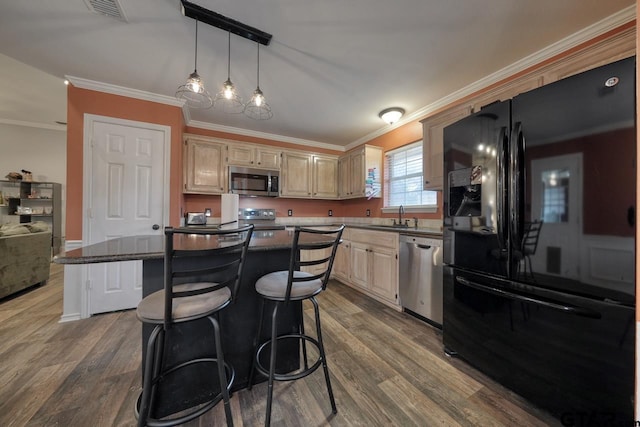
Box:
[54,228,327,418]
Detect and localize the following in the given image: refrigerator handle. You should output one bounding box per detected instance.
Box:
[509,122,525,253]
[456,276,602,319]
[496,126,509,252]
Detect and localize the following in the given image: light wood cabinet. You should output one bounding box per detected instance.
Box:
[338,145,382,199]
[470,74,543,113]
[336,228,399,307]
[183,136,227,194]
[312,155,338,199]
[280,152,313,197]
[281,151,339,199]
[227,142,280,169]
[421,104,472,191]
[332,238,350,282]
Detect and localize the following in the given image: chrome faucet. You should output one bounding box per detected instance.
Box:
[393,205,406,227]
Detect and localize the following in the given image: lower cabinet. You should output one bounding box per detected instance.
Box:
[331,228,399,308]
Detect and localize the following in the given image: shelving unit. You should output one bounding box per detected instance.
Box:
[0,180,62,255]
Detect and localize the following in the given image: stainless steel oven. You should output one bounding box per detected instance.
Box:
[228,166,279,197]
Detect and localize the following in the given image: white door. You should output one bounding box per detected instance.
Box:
[530,153,582,279]
[85,116,170,315]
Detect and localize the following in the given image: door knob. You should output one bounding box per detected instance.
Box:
[152,224,160,230]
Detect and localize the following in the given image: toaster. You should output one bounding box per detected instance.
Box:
[185,212,206,225]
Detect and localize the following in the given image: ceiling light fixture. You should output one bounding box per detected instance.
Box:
[180,0,272,45]
[176,19,213,109]
[214,32,244,113]
[244,43,273,120]
[379,107,405,125]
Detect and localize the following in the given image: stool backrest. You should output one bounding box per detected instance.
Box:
[163,224,254,325]
[285,224,345,302]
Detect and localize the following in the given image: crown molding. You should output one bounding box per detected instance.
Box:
[347,5,636,150]
[65,75,186,108]
[187,119,346,152]
[0,118,67,132]
[64,5,635,152]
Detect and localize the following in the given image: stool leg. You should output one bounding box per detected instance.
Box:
[299,309,309,370]
[248,298,266,390]
[311,297,337,414]
[265,302,280,427]
[138,325,162,427]
[208,315,234,427]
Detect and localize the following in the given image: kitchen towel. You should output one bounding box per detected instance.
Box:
[220,193,239,229]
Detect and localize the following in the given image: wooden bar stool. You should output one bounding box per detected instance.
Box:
[135,224,253,427]
[248,225,344,426]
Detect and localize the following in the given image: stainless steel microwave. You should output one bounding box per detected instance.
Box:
[228,166,279,197]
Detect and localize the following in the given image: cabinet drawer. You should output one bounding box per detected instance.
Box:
[349,229,397,249]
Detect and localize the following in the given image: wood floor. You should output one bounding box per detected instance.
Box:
[0,263,560,427]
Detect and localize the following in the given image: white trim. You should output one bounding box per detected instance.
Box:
[0,118,66,131]
[187,120,346,153]
[66,75,186,108]
[61,240,84,322]
[65,6,634,153]
[381,206,438,214]
[82,114,171,317]
[346,5,636,151]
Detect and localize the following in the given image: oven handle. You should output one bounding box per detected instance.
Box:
[456,276,602,319]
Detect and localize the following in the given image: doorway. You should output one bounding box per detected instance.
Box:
[82,115,170,316]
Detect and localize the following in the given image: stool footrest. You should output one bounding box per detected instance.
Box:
[255,333,323,382]
[135,359,234,427]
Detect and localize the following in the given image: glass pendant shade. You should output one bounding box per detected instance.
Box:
[176,19,213,109]
[244,43,273,120]
[214,32,244,113]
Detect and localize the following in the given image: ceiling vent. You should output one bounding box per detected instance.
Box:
[84,0,127,22]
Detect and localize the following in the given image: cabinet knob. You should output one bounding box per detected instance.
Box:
[152,224,160,230]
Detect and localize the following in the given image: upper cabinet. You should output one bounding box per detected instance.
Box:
[227,142,281,170]
[421,105,472,191]
[312,155,339,199]
[280,152,313,198]
[338,145,382,199]
[281,151,339,199]
[183,136,227,194]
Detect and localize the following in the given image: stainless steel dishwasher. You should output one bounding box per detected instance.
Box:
[399,235,443,327]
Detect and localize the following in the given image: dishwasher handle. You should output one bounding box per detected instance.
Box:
[416,244,432,250]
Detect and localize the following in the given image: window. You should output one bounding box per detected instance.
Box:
[384,141,438,211]
[541,168,569,223]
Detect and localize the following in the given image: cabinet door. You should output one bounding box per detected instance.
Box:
[312,155,338,199]
[337,155,350,199]
[369,246,398,303]
[281,152,312,197]
[332,240,350,281]
[422,104,472,190]
[349,242,369,289]
[227,143,255,166]
[256,148,281,169]
[349,149,365,197]
[184,138,226,194]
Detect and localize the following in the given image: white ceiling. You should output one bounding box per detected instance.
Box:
[0,0,634,148]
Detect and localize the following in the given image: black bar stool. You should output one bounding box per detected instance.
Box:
[248,224,345,426]
[135,224,253,427]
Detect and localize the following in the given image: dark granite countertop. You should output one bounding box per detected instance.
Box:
[343,223,442,238]
[53,229,321,265]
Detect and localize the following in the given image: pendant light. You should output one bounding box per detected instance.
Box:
[176,19,213,109]
[213,32,244,113]
[244,43,273,120]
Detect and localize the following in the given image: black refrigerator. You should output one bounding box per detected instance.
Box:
[442,56,636,424]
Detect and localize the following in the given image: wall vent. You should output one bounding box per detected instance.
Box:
[84,0,127,22]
